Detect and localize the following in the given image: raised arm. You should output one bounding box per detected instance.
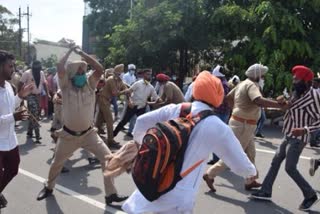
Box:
[57,47,74,79]
[74,48,104,82]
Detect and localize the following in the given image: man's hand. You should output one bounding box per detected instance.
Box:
[13,109,28,121]
[18,84,34,99]
[128,101,134,109]
[291,128,306,137]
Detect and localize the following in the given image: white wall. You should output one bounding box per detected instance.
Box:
[34,43,81,61]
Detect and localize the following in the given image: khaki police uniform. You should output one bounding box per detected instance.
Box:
[46,72,117,196]
[96,76,127,144]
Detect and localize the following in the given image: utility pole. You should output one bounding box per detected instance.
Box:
[23,6,31,64]
[130,0,133,19]
[18,7,22,58]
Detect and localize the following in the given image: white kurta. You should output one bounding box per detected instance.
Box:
[122,101,256,214]
[184,83,193,102]
[0,81,21,151]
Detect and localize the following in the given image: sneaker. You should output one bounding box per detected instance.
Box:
[88,157,100,165]
[207,159,218,165]
[126,132,133,138]
[255,132,265,138]
[250,191,272,201]
[105,193,128,205]
[245,180,262,191]
[0,193,8,208]
[309,158,319,176]
[299,194,319,211]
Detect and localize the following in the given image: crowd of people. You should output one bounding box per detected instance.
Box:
[0,44,320,213]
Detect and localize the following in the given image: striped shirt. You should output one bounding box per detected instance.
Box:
[283,88,320,142]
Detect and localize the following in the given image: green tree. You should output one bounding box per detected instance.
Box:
[0,5,20,57]
[84,0,132,58]
[40,54,58,68]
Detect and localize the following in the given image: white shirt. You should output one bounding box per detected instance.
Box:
[0,81,21,151]
[122,71,136,86]
[123,101,256,213]
[184,82,193,102]
[130,80,159,109]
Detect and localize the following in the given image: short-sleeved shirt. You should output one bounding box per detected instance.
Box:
[20,69,46,95]
[227,79,262,121]
[99,76,127,103]
[161,81,185,104]
[59,72,98,131]
[130,80,159,109]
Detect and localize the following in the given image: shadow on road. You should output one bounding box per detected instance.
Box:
[256,138,278,150]
[205,191,293,214]
[45,196,64,214]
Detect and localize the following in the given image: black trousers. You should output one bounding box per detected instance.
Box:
[113,106,146,137]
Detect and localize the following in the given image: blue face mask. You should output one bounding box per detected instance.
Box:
[72,74,87,88]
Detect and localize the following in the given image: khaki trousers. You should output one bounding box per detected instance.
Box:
[52,104,63,130]
[46,128,117,196]
[206,118,257,179]
[95,99,114,142]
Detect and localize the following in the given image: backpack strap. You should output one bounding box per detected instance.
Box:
[179,102,192,117]
[192,110,215,125]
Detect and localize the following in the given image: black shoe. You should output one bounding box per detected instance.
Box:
[0,193,8,208]
[88,157,100,165]
[310,143,320,148]
[105,194,128,205]
[255,132,265,138]
[250,191,272,201]
[207,159,218,165]
[37,187,53,201]
[299,194,319,211]
[125,132,133,138]
[27,133,33,138]
[34,140,42,144]
[61,167,70,173]
[309,158,319,176]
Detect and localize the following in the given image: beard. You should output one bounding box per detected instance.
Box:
[292,81,308,98]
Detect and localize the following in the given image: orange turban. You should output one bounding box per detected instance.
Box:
[192,71,224,108]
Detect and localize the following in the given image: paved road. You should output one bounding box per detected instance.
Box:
[1,119,320,214]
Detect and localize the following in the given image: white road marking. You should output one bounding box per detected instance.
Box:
[256,148,311,160]
[18,168,126,214]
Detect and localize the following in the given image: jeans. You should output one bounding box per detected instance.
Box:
[310,130,320,145]
[111,96,118,117]
[261,137,316,199]
[113,106,146,137]
[255,108,266,134]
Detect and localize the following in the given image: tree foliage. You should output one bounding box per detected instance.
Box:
[0,5,20,58]
[85,0,320,94]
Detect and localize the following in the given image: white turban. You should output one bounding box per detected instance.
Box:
[66,61,88,79]
[245,63,268,79]
[212,65,225,77]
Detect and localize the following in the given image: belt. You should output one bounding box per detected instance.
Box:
[63,125,92,136]
[231,115,257,125]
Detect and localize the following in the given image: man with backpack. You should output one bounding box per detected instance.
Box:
[122,71,257,214]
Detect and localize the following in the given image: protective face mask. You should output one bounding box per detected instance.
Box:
[258,79,265,89]
[72,74,87,88]
[130,70,135,75]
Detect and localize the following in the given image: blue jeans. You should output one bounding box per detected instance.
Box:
[310,130,320,145]
[111,96,118,117]
[261,137,316,199]
[255,108,266,134]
